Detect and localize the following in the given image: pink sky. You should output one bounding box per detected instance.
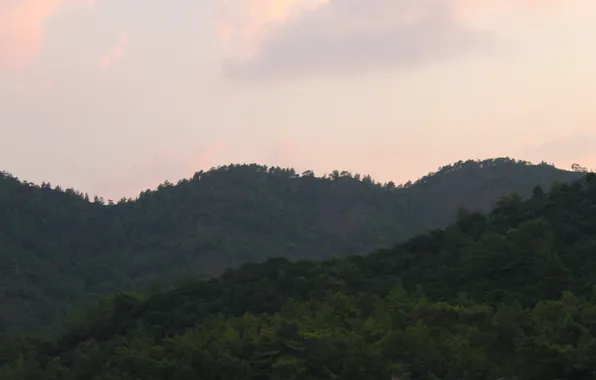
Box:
[0,0,595,199]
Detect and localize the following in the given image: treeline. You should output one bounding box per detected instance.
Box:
[1,173,596,379]
[0,158,581,332]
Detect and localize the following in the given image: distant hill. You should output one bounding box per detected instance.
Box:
[2,169,595,380]
[0,157,581,331]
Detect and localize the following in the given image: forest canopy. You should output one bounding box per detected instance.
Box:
[0,158,581,332]
[0,163,595,379]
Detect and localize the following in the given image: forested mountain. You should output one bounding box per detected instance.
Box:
[0,158,581,332]
[1,170,595,379]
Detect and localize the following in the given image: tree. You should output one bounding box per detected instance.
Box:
[571,163,588,173]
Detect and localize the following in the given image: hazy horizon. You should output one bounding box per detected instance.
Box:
[1,0,595,199]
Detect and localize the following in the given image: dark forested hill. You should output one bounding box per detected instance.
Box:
[0,158,582,331]
[1,171,595,379]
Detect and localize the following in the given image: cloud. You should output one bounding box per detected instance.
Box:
[0,0,65,69]
[219,0,495,80]
[218,0,328,46]
[0,0,102,70]
[455,0,561,21]
[97,32,129,69]
[219,0,564,80]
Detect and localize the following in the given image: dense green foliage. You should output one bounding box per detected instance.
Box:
[1,169,595,379]
[5,290,596,380]
[0,158,581,332]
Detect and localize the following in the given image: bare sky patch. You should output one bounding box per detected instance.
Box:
[528,134,596,166]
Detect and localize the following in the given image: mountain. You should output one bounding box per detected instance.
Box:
[1,171,595,380]
[0,158,581,332]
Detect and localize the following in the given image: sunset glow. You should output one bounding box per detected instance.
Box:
[0,0,594,199]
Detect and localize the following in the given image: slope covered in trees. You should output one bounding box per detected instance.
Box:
[1,172,596,379]
[0,158,581,331]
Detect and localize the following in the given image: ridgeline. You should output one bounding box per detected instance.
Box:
[0,165,595,378]
[0,158,581,334]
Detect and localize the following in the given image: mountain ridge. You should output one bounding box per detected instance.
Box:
[0,157,583,332]
[1,168,595,379]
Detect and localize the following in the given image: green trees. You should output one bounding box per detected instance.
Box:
[6,291,596,379]
[0,159,581,331]
[1,171,596,378]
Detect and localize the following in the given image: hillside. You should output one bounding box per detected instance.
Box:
[0,158,581,332]
[1,171,595,379]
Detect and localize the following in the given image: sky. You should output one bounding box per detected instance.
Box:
[1,0,595,199]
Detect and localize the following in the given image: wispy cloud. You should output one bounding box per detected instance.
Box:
[0,0,104,70]
[97,32,129,69]
[0,0,65,69]
[220,0,492,80]
[455,0,560,17]
[219,0,563,81]
[218,0,328,48]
